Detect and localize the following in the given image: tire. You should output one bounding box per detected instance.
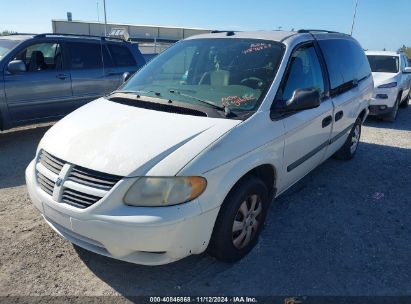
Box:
[383,96,400,122]
[208,176,269,262]
[399,92,409,108]
[333,117,362,160]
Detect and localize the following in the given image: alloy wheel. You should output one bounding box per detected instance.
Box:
[350,124,360,154]
[232,194,263,249]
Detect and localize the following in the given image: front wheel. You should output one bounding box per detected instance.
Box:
[208,176,269,262]
[333,117,362,160]
[400,92,409,108]
[383,97,399,122]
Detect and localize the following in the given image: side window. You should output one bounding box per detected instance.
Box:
[318,39,371,95]
[349,40,371,81]
[107,44,136,67]
[68,42,103,70]
[13,42,62,72]
[278,44,325,101]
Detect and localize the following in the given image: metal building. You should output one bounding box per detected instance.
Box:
[52,20,211,54]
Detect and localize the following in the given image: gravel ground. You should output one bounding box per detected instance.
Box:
[0,105,410,299]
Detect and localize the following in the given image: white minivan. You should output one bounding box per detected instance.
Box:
[26,30,373,265]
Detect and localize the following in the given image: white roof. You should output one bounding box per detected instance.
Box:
[365,50,399,56]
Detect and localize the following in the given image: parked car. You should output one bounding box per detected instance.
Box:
[26,30,373,265]
[0,33,145,131]
[366,51,411,121]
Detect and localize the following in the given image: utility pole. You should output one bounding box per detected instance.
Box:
[103,0,108,36]
[350,0,359,36]
[97,2,100,22]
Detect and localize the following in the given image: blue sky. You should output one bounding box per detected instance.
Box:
[0,0,409,51]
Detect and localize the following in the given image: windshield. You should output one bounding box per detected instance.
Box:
[367,55,399,73]
[0,39,19,57]
[120,38,285,115]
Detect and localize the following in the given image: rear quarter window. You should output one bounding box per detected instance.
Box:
[318,38,371,94]
[68,42,103,69]
[107,44,136,67]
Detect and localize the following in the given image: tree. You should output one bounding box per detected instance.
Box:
[0,30,16,36]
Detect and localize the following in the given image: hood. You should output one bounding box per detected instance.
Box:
[372,72,398,87]
[40,98,242,177]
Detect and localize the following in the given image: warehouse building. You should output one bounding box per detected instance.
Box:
[52,20,211,55]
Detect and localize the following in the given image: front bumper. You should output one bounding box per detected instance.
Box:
[25,160,219,265]
[368,87,398,116]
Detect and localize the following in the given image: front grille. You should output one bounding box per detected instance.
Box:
[68,166,122,190]
[35,150,122,209]
[39,150,64,175]
[37,172,55,196]
[62,188,102,209]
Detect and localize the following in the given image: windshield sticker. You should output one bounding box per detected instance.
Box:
[242,43,272,55]
[222,95,256,107]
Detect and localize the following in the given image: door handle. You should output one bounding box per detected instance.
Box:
[322,115,333,128]
[56,73,68,80]
[335,110,344,122]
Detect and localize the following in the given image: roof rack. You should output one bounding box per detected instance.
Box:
[34,33,125,42]
[297,29,341,34]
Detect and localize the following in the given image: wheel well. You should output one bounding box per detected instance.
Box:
[232,164,276,197]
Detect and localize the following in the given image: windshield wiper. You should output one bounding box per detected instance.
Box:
[168,89,234,117]
[113,90,162,97]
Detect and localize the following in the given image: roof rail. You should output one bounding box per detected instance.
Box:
[297,29,342,34]
[34,33,125,42]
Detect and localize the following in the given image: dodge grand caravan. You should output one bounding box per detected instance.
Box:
[26,30,373,265]
[0,33,145,131]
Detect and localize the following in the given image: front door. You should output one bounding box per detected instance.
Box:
[275,43,333,188]
[4,41,72,122]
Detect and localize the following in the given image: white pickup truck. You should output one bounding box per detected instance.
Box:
[26,30,373,265]
[366,51,411,121]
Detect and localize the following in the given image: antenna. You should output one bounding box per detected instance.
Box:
[103,0,108,36]
[350,0,359,36]
[97,2,100,22]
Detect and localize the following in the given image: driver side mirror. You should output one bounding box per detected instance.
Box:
[282,88,321,112]
[8,60,26,74]
[403,67,411,74]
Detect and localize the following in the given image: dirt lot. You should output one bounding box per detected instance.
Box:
[0,106,411,299]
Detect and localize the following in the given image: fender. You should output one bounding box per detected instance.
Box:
[196,136,284,213]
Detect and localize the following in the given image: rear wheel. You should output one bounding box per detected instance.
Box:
[208,176,269,262]
[333,117,362,160]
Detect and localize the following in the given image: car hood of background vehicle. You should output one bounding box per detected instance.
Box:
[372,72,398,87]
[40,98,242,177]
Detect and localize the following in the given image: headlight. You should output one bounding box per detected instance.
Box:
[124,177,207,207]
[377,82,397,89]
